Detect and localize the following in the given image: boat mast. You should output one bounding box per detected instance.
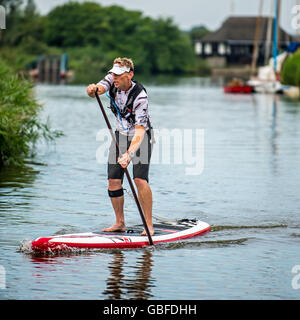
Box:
[251,0,263,75]
[273,0,279,74]
[264,0,274,65]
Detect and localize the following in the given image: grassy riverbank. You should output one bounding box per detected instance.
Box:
[0,60,62,167]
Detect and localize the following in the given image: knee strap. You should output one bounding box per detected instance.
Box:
[108,188,124,198]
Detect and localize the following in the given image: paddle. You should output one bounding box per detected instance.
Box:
[94,89,154,246]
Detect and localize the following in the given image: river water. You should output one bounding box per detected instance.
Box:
[0,77,300,300]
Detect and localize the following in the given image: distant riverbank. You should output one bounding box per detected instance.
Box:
[0,1,212,84]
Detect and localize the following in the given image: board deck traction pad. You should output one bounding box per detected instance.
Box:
[31,219,211,252]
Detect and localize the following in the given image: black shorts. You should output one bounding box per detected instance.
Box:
[108,130,152,183]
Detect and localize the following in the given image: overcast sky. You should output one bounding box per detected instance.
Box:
[34,0,299,35]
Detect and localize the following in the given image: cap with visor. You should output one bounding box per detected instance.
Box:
[109,64,131,75]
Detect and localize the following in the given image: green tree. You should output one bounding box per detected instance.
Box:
[189,25,211,41]
[44,1,106,47]
[0,0,23,13]
[142,17,195,73]
[1,0,45,47]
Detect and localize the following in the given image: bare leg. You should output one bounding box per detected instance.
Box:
[102,179,126,232]
[134,178,154,236]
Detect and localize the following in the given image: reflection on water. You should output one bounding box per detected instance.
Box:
[0,162,40,190]
[23,248,155,300]
[270,95,279,174]
[103,249,154,300]
[0,163,40,216]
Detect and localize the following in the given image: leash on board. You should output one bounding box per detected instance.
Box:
[123,188,197,228]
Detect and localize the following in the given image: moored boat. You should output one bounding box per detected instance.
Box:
[224,78,253,94]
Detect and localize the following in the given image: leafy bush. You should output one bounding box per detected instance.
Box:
[0,60,62,166]
[281,51,300,87]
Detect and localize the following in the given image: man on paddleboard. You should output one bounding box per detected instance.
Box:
[87,57,154,236]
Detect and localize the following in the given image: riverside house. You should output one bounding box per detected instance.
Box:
[194,16,293,67]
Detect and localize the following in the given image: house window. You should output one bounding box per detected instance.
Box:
[204,43,212,55]
[195,42,202,54]
[218,43,226,55]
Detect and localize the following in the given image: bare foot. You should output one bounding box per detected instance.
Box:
[141,227,154,236]
[102,223,126,232]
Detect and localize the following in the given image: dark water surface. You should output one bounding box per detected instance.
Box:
[0,77,300,299]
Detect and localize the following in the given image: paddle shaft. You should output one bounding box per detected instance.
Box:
[94,90,154,246]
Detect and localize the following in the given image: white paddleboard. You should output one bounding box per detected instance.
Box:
[31,220,210,252]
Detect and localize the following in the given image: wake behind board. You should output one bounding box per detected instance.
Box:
[31,219,210,252]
